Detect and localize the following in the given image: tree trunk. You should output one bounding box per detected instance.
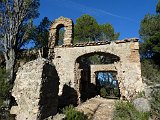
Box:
[3,48,16,108]
[38,49,42,58]
[5,48,16,83]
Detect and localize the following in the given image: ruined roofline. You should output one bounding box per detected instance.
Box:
[16,38,139,58]
[55,38,139,48]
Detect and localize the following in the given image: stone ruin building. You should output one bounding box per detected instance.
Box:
[11,17,145,120]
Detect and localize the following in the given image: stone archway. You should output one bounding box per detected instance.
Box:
[49,16,73,47]
[48,17,74,59]
[53,39,144,101]
[74,52,120,102]
[50,17,144,103]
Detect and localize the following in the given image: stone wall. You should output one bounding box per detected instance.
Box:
[48,17,144,101]
[49,16,73,59]
[11,58,59,120]
[10,17,145,119]
[52,39,144,100]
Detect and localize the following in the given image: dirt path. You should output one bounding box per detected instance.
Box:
[76,96,116,120]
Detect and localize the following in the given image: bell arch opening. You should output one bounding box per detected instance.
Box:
[49,17,73,49]
[55,24,65,46]
[74,52,120,102]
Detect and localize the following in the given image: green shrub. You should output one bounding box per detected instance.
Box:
[150,89,160,119]
[100,87,107,97]
[63,105,89,120]
[113,101,150,120]
[131,91,145,101]
[0,68,15,119]
[141,59,160,85]
[0,108,16,120]
[141,59,160,119]
[113,88,120,97]
[0,68,11,106]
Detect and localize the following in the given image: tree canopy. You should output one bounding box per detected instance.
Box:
[0,0,40,80]
[31,17,51,57]
[0,0,40,109]
[99,23,120,41]
[0,0,40,50]
[74,14,100,42]
[156,0,160,13]
[33,17,51,49]
[140,1,160,118]
[139,0,160,64]
[74,14,119,43]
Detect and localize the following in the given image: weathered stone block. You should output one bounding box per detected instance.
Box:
[133,97,151,112]
[11,58,59,120]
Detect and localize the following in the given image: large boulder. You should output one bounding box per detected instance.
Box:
[133,97,151,112]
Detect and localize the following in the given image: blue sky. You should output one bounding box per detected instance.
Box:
[35,0,158,40]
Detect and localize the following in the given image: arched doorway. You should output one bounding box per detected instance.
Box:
[74,52,120,102]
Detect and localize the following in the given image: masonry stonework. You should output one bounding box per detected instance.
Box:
[52,40,144,100]
[11,58,59,120]
[90,64,117,84]
[11,17,145,119]
[48,17,144,101]
[48,16,73,59]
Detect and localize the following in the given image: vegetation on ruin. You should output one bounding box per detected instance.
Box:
[63,105,89,120]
